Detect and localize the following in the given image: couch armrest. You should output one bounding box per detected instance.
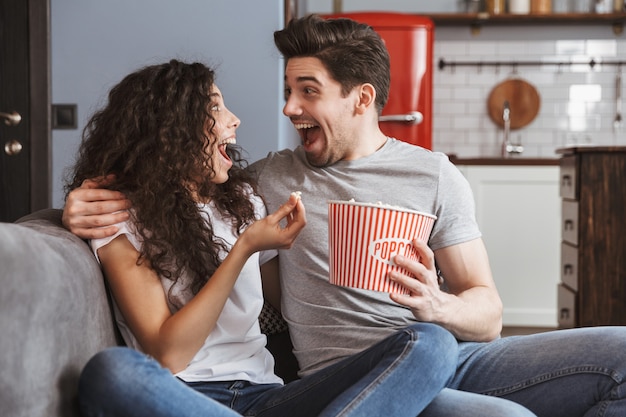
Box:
[0,209,119,417]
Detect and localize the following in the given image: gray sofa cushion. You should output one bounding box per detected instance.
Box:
[0,209,119,417]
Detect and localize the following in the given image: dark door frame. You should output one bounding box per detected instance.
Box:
[29,0,51,212]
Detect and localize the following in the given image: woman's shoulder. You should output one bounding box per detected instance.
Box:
[239,183,266,213]
[89,216,141,262]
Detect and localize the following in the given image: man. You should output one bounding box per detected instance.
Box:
[63,14,626,417]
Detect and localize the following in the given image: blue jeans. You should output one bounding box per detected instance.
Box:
[420,326,626,417]
[78,322,457,417]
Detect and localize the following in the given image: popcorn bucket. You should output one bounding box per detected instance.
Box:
[328,201,436,295]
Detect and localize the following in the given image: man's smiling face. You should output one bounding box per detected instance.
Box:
[282,56,362,167]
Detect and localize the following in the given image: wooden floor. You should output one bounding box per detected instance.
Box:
[501,326,556,337]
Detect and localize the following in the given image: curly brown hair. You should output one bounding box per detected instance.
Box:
[65,59,259,297]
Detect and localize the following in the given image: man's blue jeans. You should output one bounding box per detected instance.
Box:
[420,326,626,417]
[78,322,457,417]
[79,325,626,417]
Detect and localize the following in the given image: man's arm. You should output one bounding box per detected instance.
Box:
[260,256,282,312]
[389,238,503,342]
[62,177,131,239]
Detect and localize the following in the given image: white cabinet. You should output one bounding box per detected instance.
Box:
[456,165,561,328]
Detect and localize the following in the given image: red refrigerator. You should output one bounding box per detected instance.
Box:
[324,12,434,150]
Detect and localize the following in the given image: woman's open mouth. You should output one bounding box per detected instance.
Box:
[218,138,236,163]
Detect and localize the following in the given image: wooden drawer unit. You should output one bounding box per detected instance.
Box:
[559,154,578,200]
[556,146,626,328]
[557,283,576,329]
[561,200,578,246]
[560,242,578,292]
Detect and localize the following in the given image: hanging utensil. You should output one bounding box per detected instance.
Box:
[614,70,622,131]
[487,77,541,130]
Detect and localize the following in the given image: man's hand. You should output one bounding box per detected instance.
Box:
[388,239,451,324]
[388,238,503,342]
[62,175,131,239]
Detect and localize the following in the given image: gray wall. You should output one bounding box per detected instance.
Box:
[51,0,296,208]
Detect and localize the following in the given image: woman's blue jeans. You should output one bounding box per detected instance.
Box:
[78,322,457,417]
[420,326,626,417]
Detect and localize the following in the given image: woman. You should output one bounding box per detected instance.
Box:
[71,59,456,417]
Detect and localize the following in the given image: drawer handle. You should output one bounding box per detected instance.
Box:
[563,264,573,275]
[564,219,575,230]
[560,308,570,320]
[561,175,572,187]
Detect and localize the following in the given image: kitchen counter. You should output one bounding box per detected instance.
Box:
[449,155,560,166]
[556,145,626,155]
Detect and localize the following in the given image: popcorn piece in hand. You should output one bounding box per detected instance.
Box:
[291,191,302,201]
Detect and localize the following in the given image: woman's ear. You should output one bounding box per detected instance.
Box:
[355,83,377,115]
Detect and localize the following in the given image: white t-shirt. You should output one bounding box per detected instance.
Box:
[90,193,282,384]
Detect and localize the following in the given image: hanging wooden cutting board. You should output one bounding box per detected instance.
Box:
[487,78,541,130]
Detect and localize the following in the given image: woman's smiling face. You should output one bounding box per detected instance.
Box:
[206,85,240,184]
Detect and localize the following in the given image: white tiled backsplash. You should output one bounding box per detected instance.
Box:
[432,38,626,158]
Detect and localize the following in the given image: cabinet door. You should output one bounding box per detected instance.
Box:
[462,166,561,327]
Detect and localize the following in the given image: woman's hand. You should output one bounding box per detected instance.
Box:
[236,192,306,256]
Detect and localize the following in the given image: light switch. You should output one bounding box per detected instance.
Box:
[52,104,77,129]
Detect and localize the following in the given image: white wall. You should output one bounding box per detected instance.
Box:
[433,28,626,158]
[51,0,296,208]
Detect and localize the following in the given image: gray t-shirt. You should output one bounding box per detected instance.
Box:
[248,138,481,376]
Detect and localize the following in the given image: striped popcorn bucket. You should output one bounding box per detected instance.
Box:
[328,201,437,295]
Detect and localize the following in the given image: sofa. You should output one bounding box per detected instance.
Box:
[0,208,298,417]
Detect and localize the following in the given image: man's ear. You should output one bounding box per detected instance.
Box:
[355,83,376,115]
